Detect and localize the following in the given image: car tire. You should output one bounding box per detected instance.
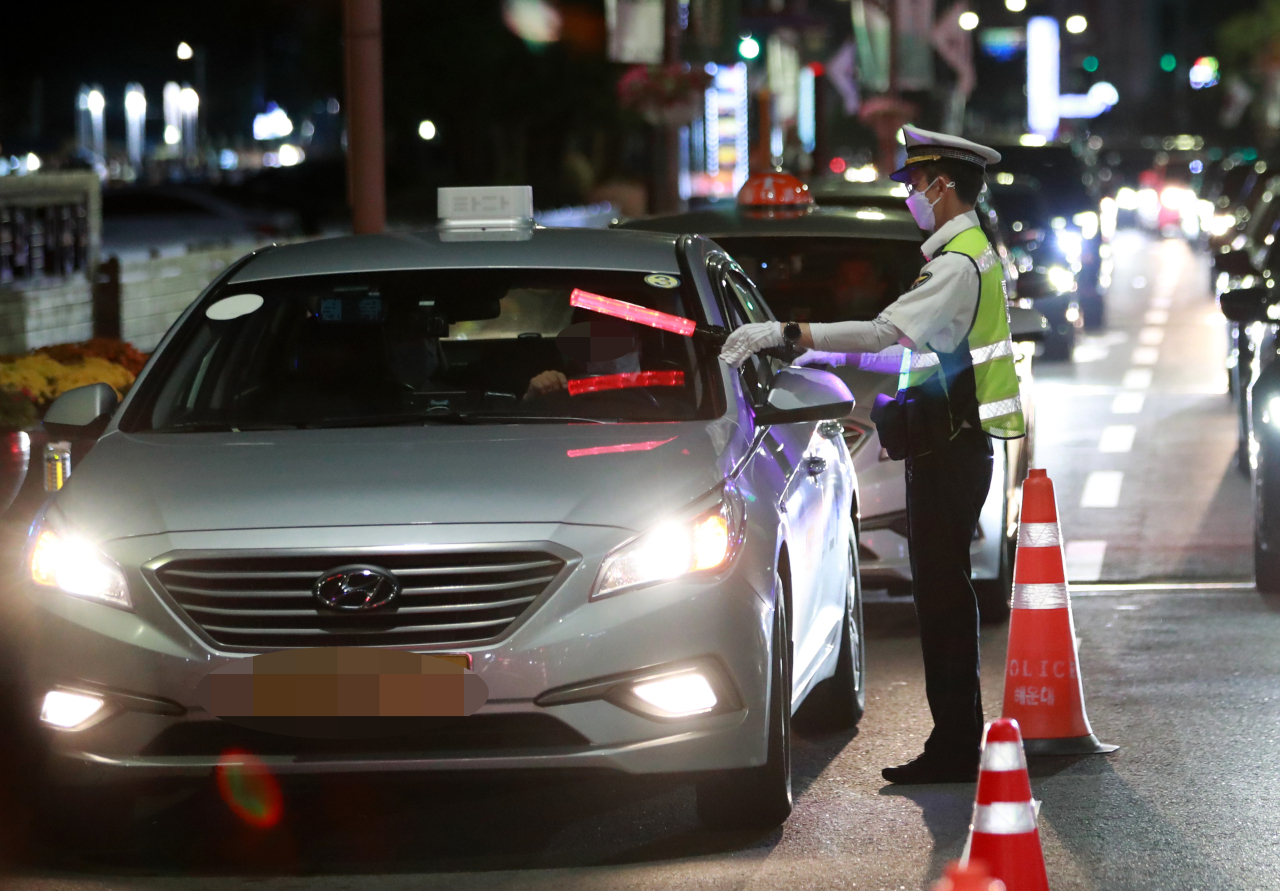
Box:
[697,575,793,831]
[1257,539,1280,594]
[973,527,1014,626]
[808,536,866,729]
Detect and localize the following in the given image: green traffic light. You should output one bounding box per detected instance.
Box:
[739,35,760,60]
[1083,56,1098,73]
[1160,53,1176,72]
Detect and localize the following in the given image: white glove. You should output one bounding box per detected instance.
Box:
[794,349,849,368]
[719,322,784,369]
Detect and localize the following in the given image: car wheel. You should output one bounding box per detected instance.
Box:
[697,574,793,830]
[1257,538,1280,594]
[808,535,866,729]
[973,523,1013,626]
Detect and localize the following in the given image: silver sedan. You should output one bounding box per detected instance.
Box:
[21,195,861,831]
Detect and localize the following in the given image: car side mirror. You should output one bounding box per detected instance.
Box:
[43,383,119,440]
[755,367,854,425]
[1220,287,1276,324]
[1008,306,1049,343]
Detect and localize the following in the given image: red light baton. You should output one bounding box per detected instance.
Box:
[569,289,727,344]
[566,371,685,397]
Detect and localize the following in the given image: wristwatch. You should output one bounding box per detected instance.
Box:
[783,321,802,346]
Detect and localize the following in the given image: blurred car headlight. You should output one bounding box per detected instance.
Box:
[594,487,745,599]
[1047,266,1076,293]
[1055,229,1083,260]
[1071,211,1099,240]
[1115,187,1139,210]
[1211,214,1236,237]
[30,528,131,609]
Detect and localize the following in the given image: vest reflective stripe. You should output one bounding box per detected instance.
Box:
[899,226,1027,439]
[980,395,1022,421]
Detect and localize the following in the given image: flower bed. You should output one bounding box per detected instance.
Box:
[0,338,149,428]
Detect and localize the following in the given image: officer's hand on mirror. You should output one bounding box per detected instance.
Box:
[719,322,784,369]
[794,349,849,369]
[524,370,568,400]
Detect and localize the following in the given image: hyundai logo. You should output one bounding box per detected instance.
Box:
[314,565,401,611]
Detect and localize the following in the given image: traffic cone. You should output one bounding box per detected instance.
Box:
[933,860,1006,891]
[961,718,1049,891]
[1002,468,1117,755]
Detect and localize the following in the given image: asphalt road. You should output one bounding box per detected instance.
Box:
[3,233,1272,890]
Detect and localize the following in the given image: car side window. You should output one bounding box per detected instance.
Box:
[708,256,774,401]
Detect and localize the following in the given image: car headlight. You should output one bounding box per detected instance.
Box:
[1055,229,1083,260]
[29,528,131,609]
[1047,266,1076,293]
[593,487,745,599]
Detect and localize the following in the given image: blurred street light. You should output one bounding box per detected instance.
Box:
[124,84,146,169]
[177,41,193,60]
[1065,15,1087,34]
[1005,0,1026,10]
[418,119,437,140]
[253,103,294,140]
[958,11,979,31]
[163,82,182,150]
[179,86,199,157]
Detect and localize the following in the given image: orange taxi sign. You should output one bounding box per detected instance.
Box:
[737,173,813,207]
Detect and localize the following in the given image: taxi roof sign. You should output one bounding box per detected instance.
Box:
[438,186,534,229]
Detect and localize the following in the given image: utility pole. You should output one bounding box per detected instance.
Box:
[654,0,683,214]
[344,0,386,234]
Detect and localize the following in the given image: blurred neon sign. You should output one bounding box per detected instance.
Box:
[567,371,685,396]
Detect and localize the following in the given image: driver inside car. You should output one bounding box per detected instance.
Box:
[523,316,643,401]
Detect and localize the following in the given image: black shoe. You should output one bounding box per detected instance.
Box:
[881,752,979,785]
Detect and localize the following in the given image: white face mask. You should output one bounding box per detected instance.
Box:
[904,177,953,231]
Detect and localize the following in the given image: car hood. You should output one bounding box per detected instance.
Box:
[54,421,744,541]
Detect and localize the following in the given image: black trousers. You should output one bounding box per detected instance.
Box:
[904,426,994,762]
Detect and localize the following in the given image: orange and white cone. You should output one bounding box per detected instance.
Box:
[961,718,1049,891]
[1002,468,1117,756]
[933,860,1007,890]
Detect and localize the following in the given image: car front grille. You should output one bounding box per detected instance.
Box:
[142,714,590,758]
[152,548,567,650]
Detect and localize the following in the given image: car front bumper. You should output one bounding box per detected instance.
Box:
[23,522,776,785]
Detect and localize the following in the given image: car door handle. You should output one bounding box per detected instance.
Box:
[805,456,827,476]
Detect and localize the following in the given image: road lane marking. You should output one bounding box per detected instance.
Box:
[1065,541,1107,581]
[1131,347,1160,365]
[1138,327,1165,345]
[1081,471,1124,507]
[1111,392,1145,413]
[1071,581,1255,594]
[1123,368,1153,389]
[1145,310,1169,325]
[1098,425,1136,453]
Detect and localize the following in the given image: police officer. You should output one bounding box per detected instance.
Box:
[720,127,1025,784]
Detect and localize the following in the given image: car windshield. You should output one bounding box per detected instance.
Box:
[714,236,923,323]
[122,268,720,432]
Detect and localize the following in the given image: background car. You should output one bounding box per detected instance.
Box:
[986,177,1084,362]
[22,189,863,833]
[621,190,1037,622]
[990,144,1105,330]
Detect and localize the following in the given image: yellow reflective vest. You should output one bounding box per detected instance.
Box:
[898,226,1026,440]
